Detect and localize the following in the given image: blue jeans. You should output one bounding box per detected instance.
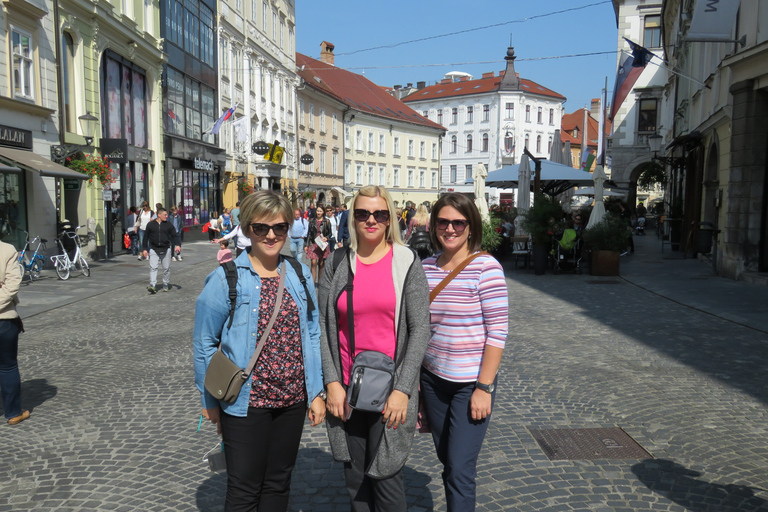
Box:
[420,368,495,512]
[289,237,304,260]
[0,319,22,420]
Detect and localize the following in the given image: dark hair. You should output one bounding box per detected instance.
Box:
[220,239,229,248]
[157,207,167,215]
[429,193,482,253]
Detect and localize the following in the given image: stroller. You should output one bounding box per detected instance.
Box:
[553,228,582,274]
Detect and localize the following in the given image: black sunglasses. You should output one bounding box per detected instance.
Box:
[435,218,469,232]
[353,209,390,223]
[250,222,290,237]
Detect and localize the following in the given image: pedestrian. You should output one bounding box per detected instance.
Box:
[327,207,338,253]
[405,204,432,260]
[216,240,233,264]
[420,192,509,512]
[194,190,326,512]
[336,204,350,249]
[288,209,308,260]
[231,202,240,227]
[0,239,27,426]
[219,208,233,236]
[213,224,251,257]
[151,203,163,220]
[306,204,332,283]
[396,207,406,239]
[169,205,184,261]
[319,185,431,512]
[125,206,139,256]
[136,202,154,260]
[207,212,220,242]
[142,207,181,293]
[405,202,416,226]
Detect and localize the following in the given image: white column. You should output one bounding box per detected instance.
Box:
[264,67,272,133]
[274,73,281,133]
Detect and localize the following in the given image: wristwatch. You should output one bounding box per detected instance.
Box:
[475,381,495,394]
[317,390,327,401]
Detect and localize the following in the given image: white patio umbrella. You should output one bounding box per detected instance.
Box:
[586,164,608,229]
[549,129,564,164]
[473,162,490,221]
[562,141,573,168]
[517,155,532,212]
[574,187,626,197]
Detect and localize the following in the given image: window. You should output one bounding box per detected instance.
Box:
[379,134,385,153]
[437,109,443,124]
[345,161,350,182]
[298,99,304,126]
[422,110,428,118]
[262,1,268,32]
[465,165,472,182]
[466,134,472,153]
[393,167,400,186]
[368,132,374,152]
[320,148,326,173]
[419,170,425,188]
[548,136,553,154]
[332,113,338,136]
[537,107,542,124]
[638,98,658,132]
[332,151,338,175]
[525,105,531,122]
[356,164,363,185]
[379,166,385,185]
[419,141,425,159]
[221,39,230,77]
[536,135,541,153]
[483,104,490,121]
[106,53,153,146]
[289,26,294,56]
[356,130,363,151]
[319,108,326,132]
[393,137,400,155]
[450,165,457,183]
[432,143,437,159]
[549,108,554,125]
[451,135,457,153]
[505,103,514,119]
[451,108,457,124]
[524,134,530,150]
[368,165,374,185]
[431,172,437,188]
[407,169,414,187]
[408,139,414,157]
[279,18,285,48]
[466,106,473,123]
[345,126,350,145]
[505,132,514,153]
[62,32,76,131]
[308,104,314,130]
[163,0,214,65]
[272,10,277,41]
[482,133,489,152]
[644,15,661,48]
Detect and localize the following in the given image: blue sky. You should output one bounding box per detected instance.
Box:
[296,0,619,113]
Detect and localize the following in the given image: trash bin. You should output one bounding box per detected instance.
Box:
[698,221,715,254]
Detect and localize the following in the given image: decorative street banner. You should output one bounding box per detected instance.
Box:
[688,0,741,42]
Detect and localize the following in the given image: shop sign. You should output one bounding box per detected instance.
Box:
[194,157,214,171]
[102,189,113,201]
[128,146,153,163]
[63,179,81,190]
[101,138,128,163]
[0,125,32,150]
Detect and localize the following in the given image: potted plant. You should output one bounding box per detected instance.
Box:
[480,219,502,255]
[581,213,631,276]
[520,195,566,274]
[65,155,115,186]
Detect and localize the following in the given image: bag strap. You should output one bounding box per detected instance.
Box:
[242,261,286,377]
[429,252,488,303]
[345,257,355,357]
[223,261,238,329]
[283,255,315,314]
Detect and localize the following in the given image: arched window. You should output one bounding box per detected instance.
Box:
[536,135,542,153]
[547,136,553,154]
[62,32,76,132]
[451,135,457,153]
[505,133,514,153]
[482,133,489,152]
[524,134,529,150]
[466,134,472,152]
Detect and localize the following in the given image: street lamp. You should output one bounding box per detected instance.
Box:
[78,112,98,146]
[50,112,99,162]
[648,134,685,166]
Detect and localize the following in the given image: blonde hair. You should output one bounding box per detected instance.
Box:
[413,204,429,227]
[239,190,293,236]
[348,185,403,251]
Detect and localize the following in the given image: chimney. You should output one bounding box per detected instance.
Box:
[498,70,505,78]
[499,47,520,91]
[482,72,494,79]
[394,85,402,90]
[406,83,413,88]
[416,81,426,89]
[591,98,601,118]
[460,76,469,82]
[320,41,335,65]
[441,78,451,84]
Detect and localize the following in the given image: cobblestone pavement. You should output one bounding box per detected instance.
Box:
[2,238,768,511]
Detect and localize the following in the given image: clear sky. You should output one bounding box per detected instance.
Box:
[295,0,619,113]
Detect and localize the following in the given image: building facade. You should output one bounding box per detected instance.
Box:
[403,48,566,204]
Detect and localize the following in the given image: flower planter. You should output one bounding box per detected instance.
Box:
[590,250,620,276]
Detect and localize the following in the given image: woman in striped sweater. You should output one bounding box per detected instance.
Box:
[420,193,509,512]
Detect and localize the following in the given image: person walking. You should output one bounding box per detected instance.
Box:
[213,224,251,258]
[231,202,240,227]
[327,208,339,253]
[207,212,221,242]
[136,202,154,260]
[194,190,326,512]
[168,205,184,261]
[0,239,27,425]
[126,206,139,256]
[419,192,509,512]
[319,185,431,512]
[142,208,181,293]
[336,204,350,249]
[306,204,332,283]
[288,209,308,260]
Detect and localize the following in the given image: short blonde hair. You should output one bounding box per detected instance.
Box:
[239,190,293,236]
[348,185,403,251]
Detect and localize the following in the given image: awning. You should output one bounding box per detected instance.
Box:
[0,146,88,179]
[331,186,352,197]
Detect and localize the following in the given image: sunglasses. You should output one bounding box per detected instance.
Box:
[435,218,469,232]
[250,222,290,237]
[353,209,390,223]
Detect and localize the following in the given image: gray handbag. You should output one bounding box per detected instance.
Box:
[204,262,285,403]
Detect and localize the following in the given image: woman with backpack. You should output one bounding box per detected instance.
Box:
[405,204,432,260]
[194,190,325,512]
[318,185,431,512]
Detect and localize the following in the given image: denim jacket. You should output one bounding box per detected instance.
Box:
[193,250,323,416]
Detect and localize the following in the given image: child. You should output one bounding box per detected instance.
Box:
[216,240,233,264]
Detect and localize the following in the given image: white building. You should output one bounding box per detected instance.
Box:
[403,47,566,204]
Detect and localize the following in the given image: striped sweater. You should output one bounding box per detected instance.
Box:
[422,253,509,382]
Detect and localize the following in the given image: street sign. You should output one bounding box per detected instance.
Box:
[63,179,81,190]
[102,189,113,202]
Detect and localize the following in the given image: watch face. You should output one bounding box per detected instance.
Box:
[487,383,495,393]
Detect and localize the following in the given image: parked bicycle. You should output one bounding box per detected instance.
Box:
[17,232,48,281]
[50,226,90,280]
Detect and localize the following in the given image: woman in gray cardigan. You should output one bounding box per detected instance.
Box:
[319,185,431,511]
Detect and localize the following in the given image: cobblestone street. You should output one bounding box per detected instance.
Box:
[2,236,768,511]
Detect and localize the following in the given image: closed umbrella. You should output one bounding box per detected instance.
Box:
[562,141,573,168]
[473,162,490,221]
[549,129,564,164]
[586,164,607,229]
[517,155,531,213]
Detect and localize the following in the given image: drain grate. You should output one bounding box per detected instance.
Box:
[585,280,622,285]
[528,427,651,460]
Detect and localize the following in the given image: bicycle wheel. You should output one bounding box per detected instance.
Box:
[55,259,70,280]
[29,259,44,281]
[78,256,90,277]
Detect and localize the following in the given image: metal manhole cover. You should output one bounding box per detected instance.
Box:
[585,280,622,285]
[528,427,652,460]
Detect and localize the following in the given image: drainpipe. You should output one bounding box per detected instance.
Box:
[53,0,64,145]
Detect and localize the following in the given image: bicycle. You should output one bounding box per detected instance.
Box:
[18,233,48,281]
[50,226,90,280]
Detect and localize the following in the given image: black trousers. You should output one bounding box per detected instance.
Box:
[343,410,406,512]
[219,402,306,512]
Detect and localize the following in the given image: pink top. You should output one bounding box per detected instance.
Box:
[217,249,233,264]
[337,247,396,385]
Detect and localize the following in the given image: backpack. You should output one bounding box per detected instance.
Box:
[221,256,314,329]
[408,228,433,259]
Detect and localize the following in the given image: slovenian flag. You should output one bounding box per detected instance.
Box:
[209,106,235,135]
[168,109,181,124]
[609,39,654,122]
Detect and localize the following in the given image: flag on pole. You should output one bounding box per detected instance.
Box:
[264,143,284,164]
[208,106,235,135]
[168,108,181,123]
[609,39,653,121]
[232,117,249,142]
[580,148,595,172]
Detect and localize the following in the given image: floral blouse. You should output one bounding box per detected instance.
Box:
[249,276,307,408]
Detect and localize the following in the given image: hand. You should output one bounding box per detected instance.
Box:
[202,407,222,435]
[307,396,326,426]
[175,247,181,254]
[326,382,347,420]
[142,250,148,259]
[381,390,409,429]
[470,389,492,421]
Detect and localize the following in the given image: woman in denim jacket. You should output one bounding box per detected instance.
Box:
[194,190,325,512]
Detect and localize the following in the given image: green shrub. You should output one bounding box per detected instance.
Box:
[480,220,502,252]
[582,213,631,252]
[520,195,567,245]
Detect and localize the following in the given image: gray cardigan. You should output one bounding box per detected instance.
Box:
[319,243,431,479]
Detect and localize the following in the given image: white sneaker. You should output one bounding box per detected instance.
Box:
[137,255,143,260]
[177,255,182,261]
[171,256,177,262]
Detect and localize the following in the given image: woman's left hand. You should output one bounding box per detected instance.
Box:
[382,390,409,429]
[308,396,326,426]
[470,389,492,421]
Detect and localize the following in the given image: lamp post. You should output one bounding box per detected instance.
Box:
[50,113,99,163]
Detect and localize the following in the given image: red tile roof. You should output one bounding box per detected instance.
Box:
[560,108,612,147]
[296,53,445,132]
[401,74,565,102]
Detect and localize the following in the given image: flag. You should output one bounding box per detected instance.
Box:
[168,108,181,123]
[609,40,653,121]
[580,149,595,172]
[208,106,235,135]
[264,143,284,164]
[232,117,249,142]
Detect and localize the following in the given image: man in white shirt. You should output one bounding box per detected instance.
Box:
[288,209,308,260]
